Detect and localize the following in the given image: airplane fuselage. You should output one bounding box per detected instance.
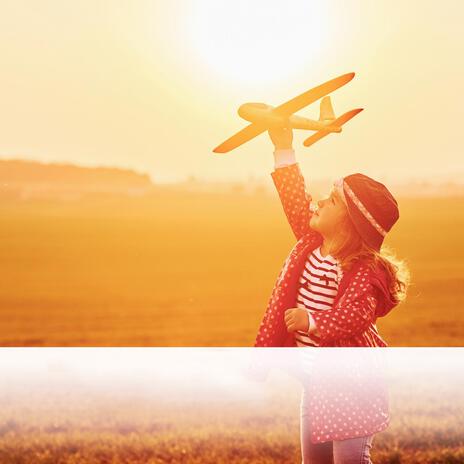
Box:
[212,73,358,153]
[237,103,341,132]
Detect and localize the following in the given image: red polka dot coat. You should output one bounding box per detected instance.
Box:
[254,163,398,443]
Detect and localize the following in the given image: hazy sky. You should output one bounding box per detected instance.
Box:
[0,0,462,183]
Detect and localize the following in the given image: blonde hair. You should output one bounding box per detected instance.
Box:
[331,214,410,305]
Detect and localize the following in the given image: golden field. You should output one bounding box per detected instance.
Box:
[0,188,463,346]
[0,363,463,464]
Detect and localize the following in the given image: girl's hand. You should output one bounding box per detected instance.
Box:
[284,307,310,333]
[268,126,293,150]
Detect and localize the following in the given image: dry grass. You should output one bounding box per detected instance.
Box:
[0,366,462,463]
[0,190,463,346]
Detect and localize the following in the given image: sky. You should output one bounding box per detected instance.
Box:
[0,0,462,184]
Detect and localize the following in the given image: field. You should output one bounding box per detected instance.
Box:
[0,348,463,463]
[0,188,463,346]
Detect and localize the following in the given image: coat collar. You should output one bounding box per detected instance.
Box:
[254,231,397,347]
[300,232,396,318]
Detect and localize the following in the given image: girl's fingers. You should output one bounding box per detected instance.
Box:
[287,309,299,321]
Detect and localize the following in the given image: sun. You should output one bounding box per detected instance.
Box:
[186,0,329,86]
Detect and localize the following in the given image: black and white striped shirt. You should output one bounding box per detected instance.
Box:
[295,246,340,347]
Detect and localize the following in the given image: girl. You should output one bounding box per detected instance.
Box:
[254,126,410,463]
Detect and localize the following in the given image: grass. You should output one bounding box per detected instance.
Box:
[0,190,463,346]
[0,364,462,463]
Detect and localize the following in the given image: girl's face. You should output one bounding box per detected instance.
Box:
[310,188,349,235]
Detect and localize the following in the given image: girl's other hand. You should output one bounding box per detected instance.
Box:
[284,307,309,333]
[268,126,293,150]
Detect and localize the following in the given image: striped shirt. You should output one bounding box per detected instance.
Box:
[295,246,340,347]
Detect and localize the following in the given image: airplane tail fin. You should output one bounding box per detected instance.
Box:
[319,96,336,122]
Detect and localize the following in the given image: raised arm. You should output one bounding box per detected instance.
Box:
[268,127,316,241]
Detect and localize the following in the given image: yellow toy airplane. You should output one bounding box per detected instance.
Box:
[213,72,363,153]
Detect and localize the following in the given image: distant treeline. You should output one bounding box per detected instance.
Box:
[0,159,152,189]
[0,158,463,198]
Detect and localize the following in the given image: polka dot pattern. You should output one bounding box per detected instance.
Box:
[269,163,318,242]
[253,163,392,443]
[308,267,379,345]
[303,349,390,444]
[254,164,389,349]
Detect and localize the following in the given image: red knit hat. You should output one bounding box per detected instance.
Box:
[333,173,399,251]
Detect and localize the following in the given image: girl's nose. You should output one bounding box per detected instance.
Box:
[317,200,323,208]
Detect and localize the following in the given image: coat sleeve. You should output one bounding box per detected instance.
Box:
[270,163,317,241]
[308,267,379,343]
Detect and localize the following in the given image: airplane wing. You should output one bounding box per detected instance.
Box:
[213,72,356,154]
[303,108,363,148]
[273,72,355,117]
[213,123,267,153]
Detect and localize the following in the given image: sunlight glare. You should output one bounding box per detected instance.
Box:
[187,0,328,85]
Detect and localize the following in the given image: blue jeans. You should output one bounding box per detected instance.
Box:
[300,387,375,464]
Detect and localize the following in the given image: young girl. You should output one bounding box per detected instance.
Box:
[254,126,410,463]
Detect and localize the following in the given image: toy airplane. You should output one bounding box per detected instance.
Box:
[213,72,363,153]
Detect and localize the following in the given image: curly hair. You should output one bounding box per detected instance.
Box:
[331,213,410,305]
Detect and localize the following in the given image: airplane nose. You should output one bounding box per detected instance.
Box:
[237,103,272,122]
[237,104,249,120]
